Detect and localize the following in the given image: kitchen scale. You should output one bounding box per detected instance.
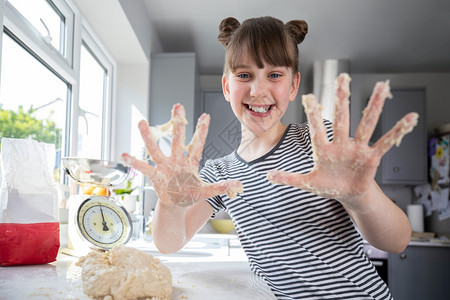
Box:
[61,157,133,256]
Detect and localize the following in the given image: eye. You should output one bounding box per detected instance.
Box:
[237,73,250,79]
[269,73,281,79]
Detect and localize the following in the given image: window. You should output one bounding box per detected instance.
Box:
[76,25,114,160]
[77,43,107,159]
[7,0,66,54]
[0,0,115,183]
[0,31,69,180]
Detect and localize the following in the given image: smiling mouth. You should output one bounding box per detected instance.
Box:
[245,104,274,114]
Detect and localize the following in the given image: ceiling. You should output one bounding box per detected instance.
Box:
[142,0,450,81]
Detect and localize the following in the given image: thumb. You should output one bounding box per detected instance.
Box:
[267,170,313,191]
[200,180,244,199]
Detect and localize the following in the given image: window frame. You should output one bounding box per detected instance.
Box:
[77,22,115,159]
[0,0,116,162]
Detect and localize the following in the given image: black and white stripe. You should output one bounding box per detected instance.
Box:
[199,122,392,300]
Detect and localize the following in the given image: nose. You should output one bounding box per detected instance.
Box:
[250,77,268,99]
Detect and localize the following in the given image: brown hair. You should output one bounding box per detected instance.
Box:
[218,16,308,75]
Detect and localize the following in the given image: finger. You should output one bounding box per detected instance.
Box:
[267,170,339,198]
[332,73,351,143]
[302,94,328,157]
[169,178,243,207]
[139,120,167,164]
[372,112,419,156]
[354,80,392,144]
[200,180,244,200]
[121,153,156,178]
[187,113,210,168]
[267,169,310,189]
[171,104,188,160]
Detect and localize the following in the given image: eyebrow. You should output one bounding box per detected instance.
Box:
[233,64,251,69]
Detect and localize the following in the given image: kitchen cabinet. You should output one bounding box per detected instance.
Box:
[373,88,427,185]
[388,244,450,300]
[201,91,239,165]
[149,53,201,142]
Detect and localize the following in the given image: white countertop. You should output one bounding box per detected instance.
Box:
[0,234,276,300]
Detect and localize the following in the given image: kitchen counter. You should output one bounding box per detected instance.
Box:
[0,234,276,300]
[408,237,450,247]
[364,237,450,249]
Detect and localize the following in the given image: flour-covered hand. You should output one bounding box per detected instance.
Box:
[122,104,243,207]
[267,73,418,204]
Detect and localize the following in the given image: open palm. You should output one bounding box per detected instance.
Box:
[268,74,418,203]
[122,104,243,207]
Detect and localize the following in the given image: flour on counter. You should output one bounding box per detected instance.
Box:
[76,246,172,300]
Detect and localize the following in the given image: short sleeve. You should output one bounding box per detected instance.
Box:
[198,159,227,217]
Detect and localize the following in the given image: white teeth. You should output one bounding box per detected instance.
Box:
[248,105,270,113]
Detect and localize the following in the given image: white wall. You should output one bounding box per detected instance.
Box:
[118,0,163,57]
[113,63,149,161]
[73,0,147,64]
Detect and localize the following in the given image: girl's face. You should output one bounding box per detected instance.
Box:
[222,56,300,137]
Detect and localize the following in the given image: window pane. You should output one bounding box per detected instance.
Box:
[0,32,69,180]
[77,44,106,159]
[7,0,64,54]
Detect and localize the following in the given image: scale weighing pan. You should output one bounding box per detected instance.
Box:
[62,157,130,186]
[62,157,133,250]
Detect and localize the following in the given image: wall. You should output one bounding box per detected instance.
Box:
[113,63,149,161]
[73,0,148,64]
[118,0,163,58]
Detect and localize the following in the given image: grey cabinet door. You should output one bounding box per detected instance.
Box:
[388,246,450,300]
[201,92,240,166]
[375,88,427,184]
[149,53,199,142]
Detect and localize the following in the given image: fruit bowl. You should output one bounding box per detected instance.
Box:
[210,219,235,234]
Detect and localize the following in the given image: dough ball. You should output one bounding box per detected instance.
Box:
[76,246,172,300]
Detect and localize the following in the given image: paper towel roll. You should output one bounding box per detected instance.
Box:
[407,204,424,232]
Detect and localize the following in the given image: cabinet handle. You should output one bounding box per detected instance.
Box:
[400,252,407,259]
[393,167,400,173]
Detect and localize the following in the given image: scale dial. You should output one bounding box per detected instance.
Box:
[77,196,132,250]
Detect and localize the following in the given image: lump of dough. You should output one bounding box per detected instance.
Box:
[76,246,172,300]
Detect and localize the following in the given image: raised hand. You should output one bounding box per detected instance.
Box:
[267,73,418,205]
[122,104,243,207]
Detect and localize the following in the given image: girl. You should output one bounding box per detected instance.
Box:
[123,16,417,299]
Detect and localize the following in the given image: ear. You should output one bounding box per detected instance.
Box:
[289,72,301,102]
[222,74,231,102]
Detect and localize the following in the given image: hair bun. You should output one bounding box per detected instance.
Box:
[285,20,308,45]
[218,17,241,47]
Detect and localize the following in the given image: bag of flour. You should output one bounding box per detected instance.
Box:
[0,138,60,266]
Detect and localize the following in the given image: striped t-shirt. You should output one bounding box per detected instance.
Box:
[199,123,392,300]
